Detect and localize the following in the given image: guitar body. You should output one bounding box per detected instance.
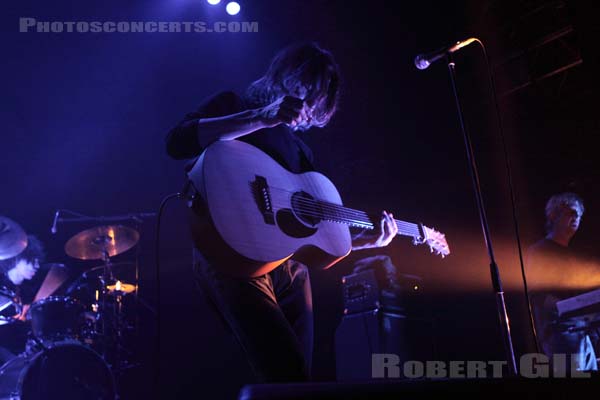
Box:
[188,140,352,278]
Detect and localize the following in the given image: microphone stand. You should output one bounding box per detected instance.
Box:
[446,53,517,376]
[55,212,157,226]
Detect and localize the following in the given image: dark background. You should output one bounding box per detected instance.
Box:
[2,0,600,399]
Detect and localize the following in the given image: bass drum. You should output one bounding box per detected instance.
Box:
[0,341,116,400]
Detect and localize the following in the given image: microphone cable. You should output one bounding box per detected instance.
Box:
[154,191,185,395]
[471,38,540,354]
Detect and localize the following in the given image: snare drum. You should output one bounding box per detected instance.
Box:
[28,296,84,341]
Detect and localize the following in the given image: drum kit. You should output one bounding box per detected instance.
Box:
[0,216,143,400]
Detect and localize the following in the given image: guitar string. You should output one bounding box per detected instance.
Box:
[262,186,421,236]
[269,194,421,233]
[258,186,365,219]
[263,185,389,220]
[269,195,418,231]
[264,199,446,249]
[247,186,445,250]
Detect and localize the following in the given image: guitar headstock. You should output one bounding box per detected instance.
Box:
[421,225,450,258]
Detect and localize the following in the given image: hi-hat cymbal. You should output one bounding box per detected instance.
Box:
[106,281,136,295]
[65,225,139,260]
[0,216,28,261]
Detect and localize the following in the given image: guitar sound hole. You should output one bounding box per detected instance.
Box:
[273,192,321,239]
[276,209,318,238]
[291,191,321,226]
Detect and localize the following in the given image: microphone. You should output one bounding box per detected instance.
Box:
[414,38,478,70]
[50,210,60,234]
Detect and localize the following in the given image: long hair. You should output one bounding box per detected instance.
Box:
[0,235,46,273]
[245,42,341,130]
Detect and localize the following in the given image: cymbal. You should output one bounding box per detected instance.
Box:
[65,225,139,260]
[106,281,136,294]
[0,216,28,261]
[65,262,137,297]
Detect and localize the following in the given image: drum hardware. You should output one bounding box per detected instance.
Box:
[64,224,142,378]
[57,210,150,330]
[0,216,27,261]
[0,287,21,326]
[50,209,155,238]
[0,214,150,397]
[55,210,153,333]
[106,279,136,364]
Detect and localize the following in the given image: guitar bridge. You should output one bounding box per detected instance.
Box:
[250,175,275,225]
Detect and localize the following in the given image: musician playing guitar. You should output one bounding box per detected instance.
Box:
[166,42,446,383]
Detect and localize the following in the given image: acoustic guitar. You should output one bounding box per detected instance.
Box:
[187,140,449,277]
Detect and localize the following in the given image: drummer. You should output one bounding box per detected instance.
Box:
[0,235,45,363]
[0,235,45,295]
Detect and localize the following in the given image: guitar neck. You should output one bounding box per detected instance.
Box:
[313,200,423,241]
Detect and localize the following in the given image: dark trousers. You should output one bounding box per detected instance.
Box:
[193,249,313,382]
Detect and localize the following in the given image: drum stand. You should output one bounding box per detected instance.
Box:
[58,217,153,398]
[95,247,135,377]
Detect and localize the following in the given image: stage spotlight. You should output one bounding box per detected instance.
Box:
[225,2,241,15]
[207,0,221,5]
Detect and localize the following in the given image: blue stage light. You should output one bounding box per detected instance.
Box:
[225,2,241,15]
[207,0,221,5]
